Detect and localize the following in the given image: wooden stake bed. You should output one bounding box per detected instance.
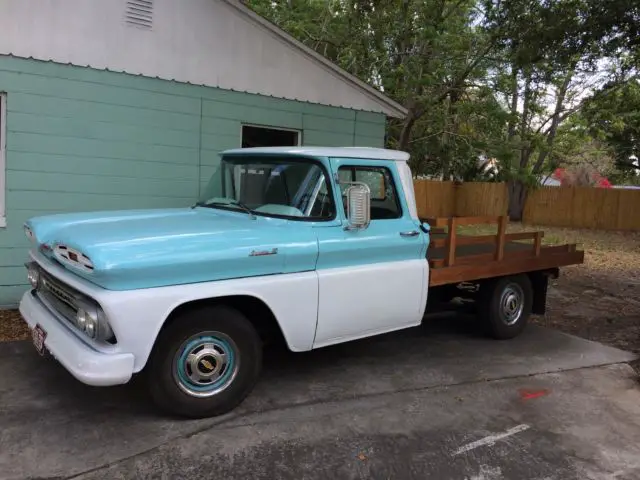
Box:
[422,216,585,287]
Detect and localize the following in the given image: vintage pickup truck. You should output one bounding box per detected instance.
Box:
[19,146,584,418]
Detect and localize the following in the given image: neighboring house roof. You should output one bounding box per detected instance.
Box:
[0,0,407,118]
[223,146,410,162]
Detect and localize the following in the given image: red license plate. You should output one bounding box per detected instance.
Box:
[32,324,47,356]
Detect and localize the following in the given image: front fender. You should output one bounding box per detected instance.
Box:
[101,271,319,372]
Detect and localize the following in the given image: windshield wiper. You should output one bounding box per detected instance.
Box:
[192,198,256,219]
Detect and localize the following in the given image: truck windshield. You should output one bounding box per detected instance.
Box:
[196,156,335,220]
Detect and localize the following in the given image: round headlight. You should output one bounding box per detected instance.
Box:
[76,304,111,341]
[87,309,98,338]
[76,309,87,330]
[27,265,39,288]
[85,319,96,338]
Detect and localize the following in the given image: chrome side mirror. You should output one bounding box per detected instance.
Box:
[344,182,371,230]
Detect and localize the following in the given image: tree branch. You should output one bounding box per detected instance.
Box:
[532,63,578,174]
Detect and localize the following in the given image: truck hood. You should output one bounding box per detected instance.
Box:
[26,208,318,290]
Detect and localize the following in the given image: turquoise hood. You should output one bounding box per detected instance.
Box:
[26,208,318,290]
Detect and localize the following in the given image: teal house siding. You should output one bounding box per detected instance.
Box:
[0,56,388,307]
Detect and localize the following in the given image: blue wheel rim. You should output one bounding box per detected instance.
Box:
[172,331,240,397]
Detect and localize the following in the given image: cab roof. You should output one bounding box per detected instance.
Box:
[221,146,410,162]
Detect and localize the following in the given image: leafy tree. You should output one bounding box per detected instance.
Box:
[482,0,640,218]
[246,0,513,181]
[581,79,640,181]
[244,0,640,213]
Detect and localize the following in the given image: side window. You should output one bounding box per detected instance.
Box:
[337,166,402,220]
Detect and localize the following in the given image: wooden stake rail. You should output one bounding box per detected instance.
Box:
[421,215,584,287]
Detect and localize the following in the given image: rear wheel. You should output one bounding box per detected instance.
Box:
[477,274,532,339]
[147,305,262,418]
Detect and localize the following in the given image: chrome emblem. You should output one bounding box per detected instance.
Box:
[199,359,215,372]
[249,248,278,257]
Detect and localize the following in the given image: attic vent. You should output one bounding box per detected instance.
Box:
[125,0,154,29]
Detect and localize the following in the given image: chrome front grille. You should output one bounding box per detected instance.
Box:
[37,269,80,324]
[28,261,117,345]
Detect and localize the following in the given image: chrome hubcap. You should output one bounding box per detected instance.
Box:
[499,284,524,326]
[173,331,239,398]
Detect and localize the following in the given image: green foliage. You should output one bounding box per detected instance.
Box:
[581,79,640,181]
[244,0,640,194]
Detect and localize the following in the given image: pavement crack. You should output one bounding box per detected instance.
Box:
[62,412,242,480]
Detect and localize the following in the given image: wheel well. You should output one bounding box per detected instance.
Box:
[162,295,289,349]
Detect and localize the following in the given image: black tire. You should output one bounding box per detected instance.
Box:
[146,305,262,419]
[477,274,533,340]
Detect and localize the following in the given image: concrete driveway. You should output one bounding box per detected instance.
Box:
[1,316,639,480]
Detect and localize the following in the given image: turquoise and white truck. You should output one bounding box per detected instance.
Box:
[18,147,584,417]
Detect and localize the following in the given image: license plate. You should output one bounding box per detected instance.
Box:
[32,324,47,356]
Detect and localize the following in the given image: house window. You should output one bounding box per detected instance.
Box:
[0,93,5,228]
[337,165,403,220]
[241,124,301,148]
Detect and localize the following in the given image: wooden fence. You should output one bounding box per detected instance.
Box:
[413,180,640,231]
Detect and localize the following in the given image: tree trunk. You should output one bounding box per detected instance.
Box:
[441,95,451,179]
[532,65,576,174]
[507,180,527,221]
[507,66,518,141]
[398,107,416,151]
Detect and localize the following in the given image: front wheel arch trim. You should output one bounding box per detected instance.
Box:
[138,294,294,374]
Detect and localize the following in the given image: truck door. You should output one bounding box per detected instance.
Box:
[313,158,429,348]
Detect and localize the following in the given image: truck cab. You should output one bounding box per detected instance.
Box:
[19,147,433,418]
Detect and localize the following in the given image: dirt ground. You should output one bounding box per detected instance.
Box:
[0,308,29,342]
[2,224,639,370]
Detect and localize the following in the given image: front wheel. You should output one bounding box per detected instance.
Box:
[477,274,533,340]
[147,305,262,418]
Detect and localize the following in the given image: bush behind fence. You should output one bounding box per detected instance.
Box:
[413,180,640,231]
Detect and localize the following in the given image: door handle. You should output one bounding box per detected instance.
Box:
[399,230,420,237]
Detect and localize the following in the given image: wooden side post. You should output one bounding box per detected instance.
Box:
[446,217,457,266]
[495,215,507,261]
[533,231,542,256]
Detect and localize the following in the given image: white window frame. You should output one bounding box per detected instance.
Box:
[0,93,5,228]
[241,123,302,147]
